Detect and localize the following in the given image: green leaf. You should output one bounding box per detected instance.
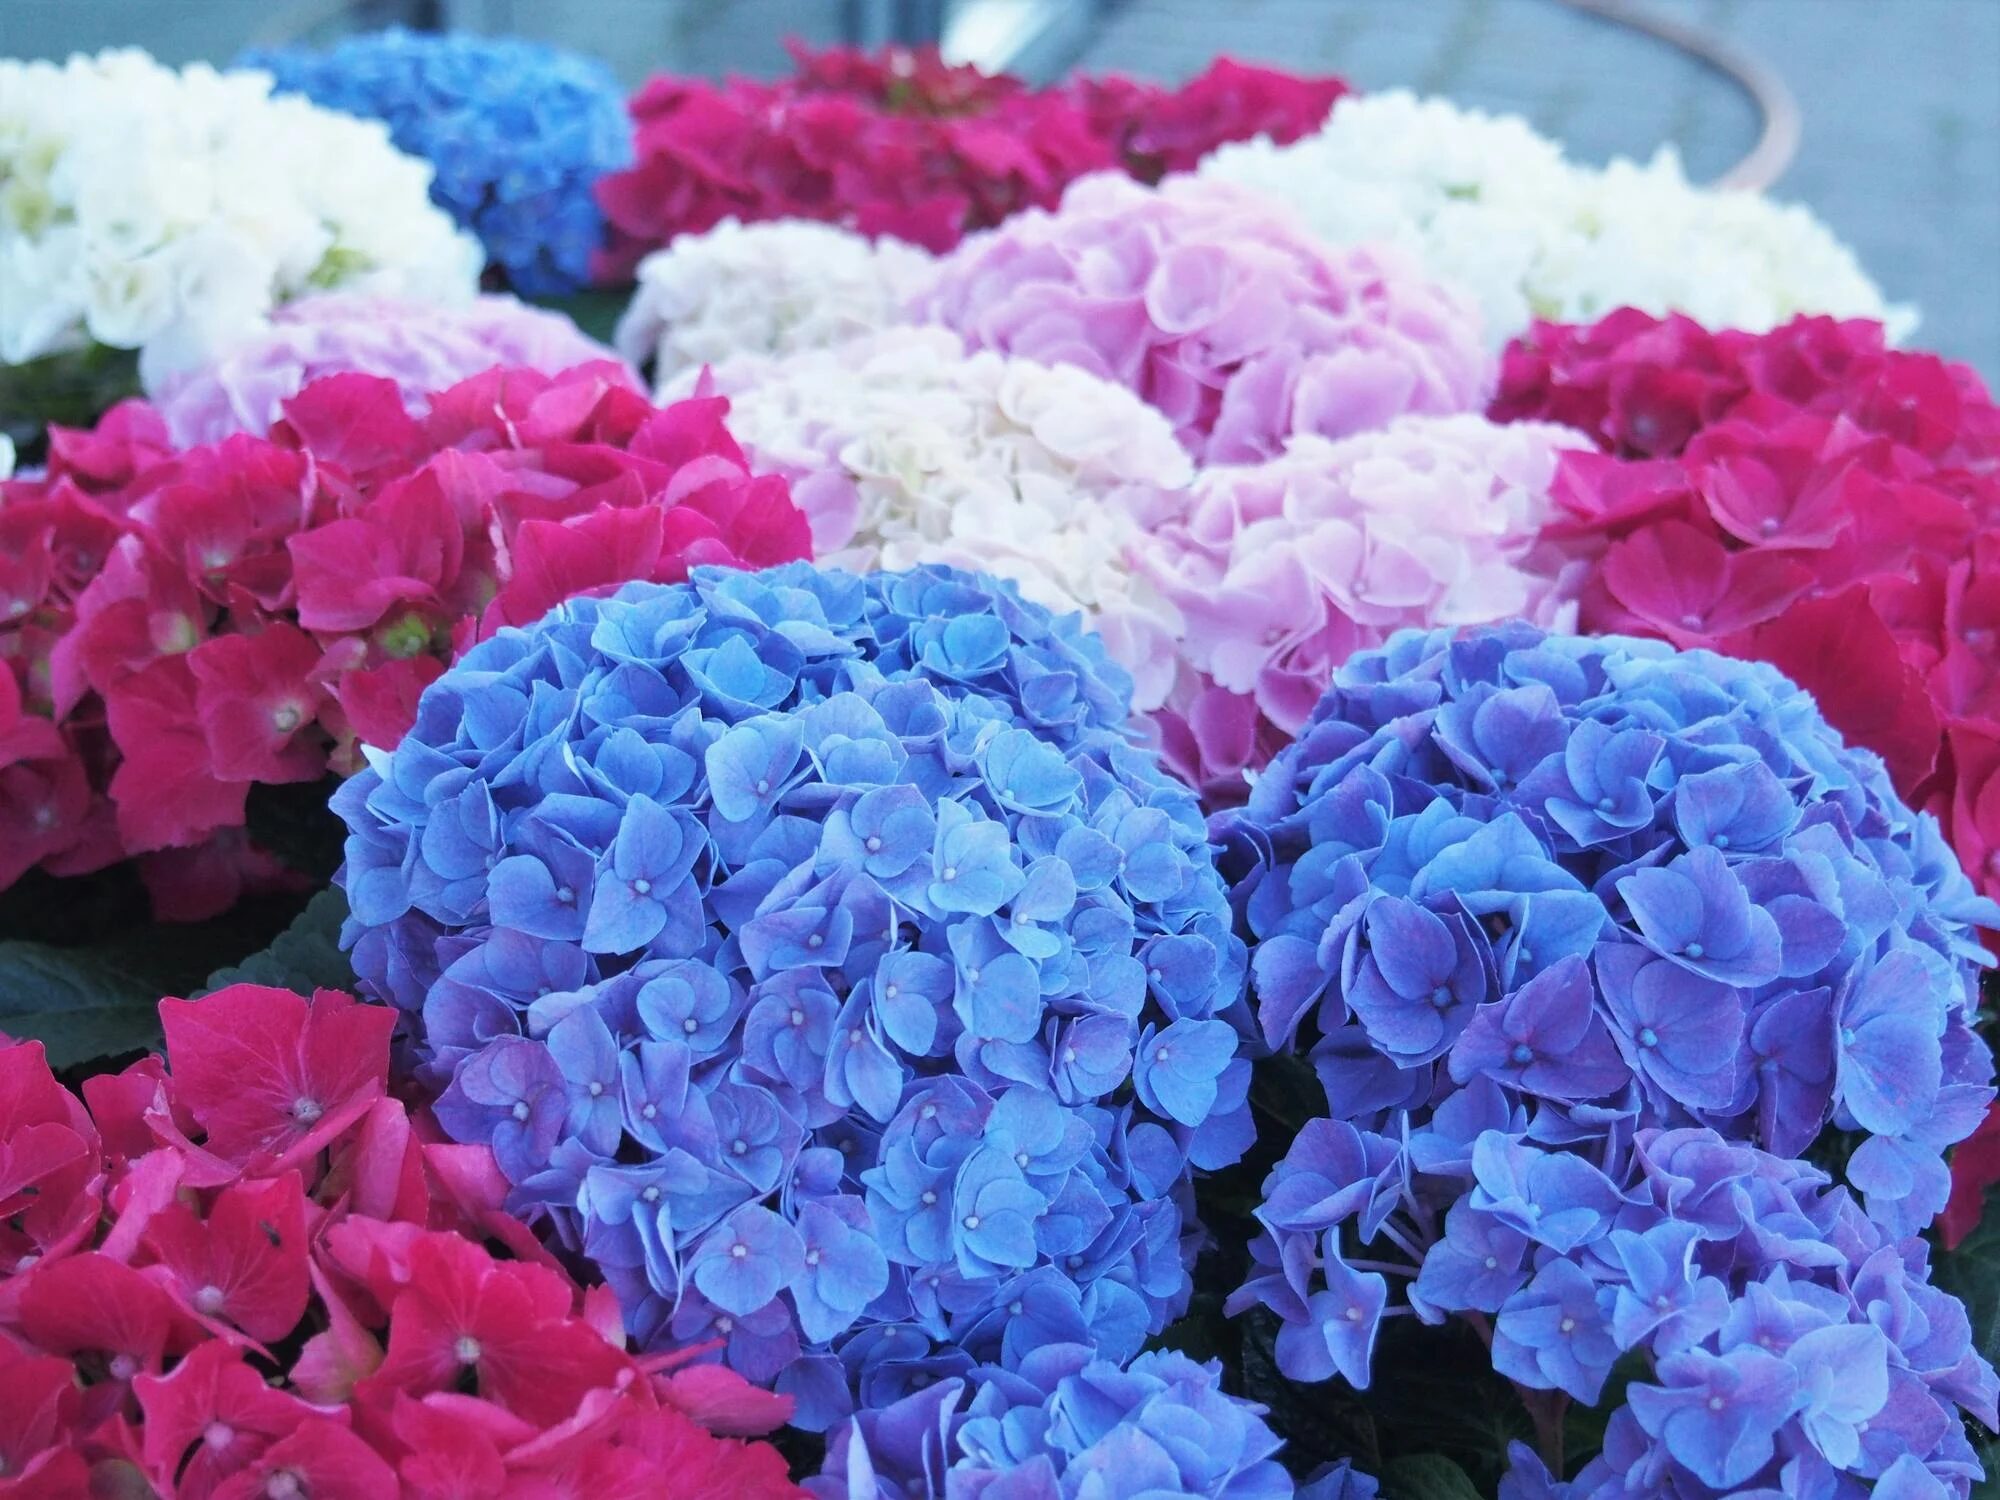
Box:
[203,887,356,996]
[0,942,164,1067]
[1148,1290,1233,1366]
[1378,1453,1485,1500]
[1971,1431,2000,1500]
[1935,1195,2000,1372]
[0,343,142,458]
[244,778,349,882]
[0,874,315,1070]
[530,287,631,346]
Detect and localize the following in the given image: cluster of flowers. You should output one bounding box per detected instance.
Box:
[919,172,1496,464]
[606,186,1585,807]
[1493,309,2000,1254]
[812,1343,1353,1500]
[1218,624,1998,1496]
[1202,92,1905,352]
[1140,415,1588,796]
[609,207,1577,807]
[616,221,937,389]
[594,44,1345,276]
[332,563,1251,1431]
[244,29,632,296]
[1492,312,2000,896]
[683,326,1196,710]
[148,291,628,446]
[0,983,801,1497]
[0,49,480,379]
[1058,57,1350,184]
[0,364,808,905]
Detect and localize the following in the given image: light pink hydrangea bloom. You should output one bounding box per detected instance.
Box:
[1140,414,1590,797]
[918,172,1495,463]
[148,293,635,445]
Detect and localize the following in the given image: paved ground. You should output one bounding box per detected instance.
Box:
[7,0,1996,378]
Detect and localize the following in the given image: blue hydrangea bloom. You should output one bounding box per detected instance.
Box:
[333,563,1247,1428]
[810,1343,1301,1500]
[1217,624,1999,1496]
[243,29,630,294]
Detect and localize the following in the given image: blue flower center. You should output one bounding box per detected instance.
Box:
[1429,987,1453,1009]
[1638,1027,1659,1048]
[1510,1044,1533,1065]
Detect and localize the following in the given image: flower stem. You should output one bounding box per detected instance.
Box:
[1345,1258,1416,1278]
[1522,1386,1568,1477]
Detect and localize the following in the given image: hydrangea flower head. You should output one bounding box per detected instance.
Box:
[246,29,631,295]
[1492,311,2000,890]
[617,221,935,390]
[920,172,1493,464]
[0,988,800,1497]
[688,327,1195,711]
[811,1344,1296,1500]
[595,43,1122,274]
[1201,91,1905,350]
[1216,623,1998,1495]
[0,48,480,377]
[1139,414,1589,797]
[0,366,807,908]
[593,44,1350,277]
[1495,309,2000,1247]
[333,562,1249,1427]
[149,292,633,445]
[1061,57,1348,182]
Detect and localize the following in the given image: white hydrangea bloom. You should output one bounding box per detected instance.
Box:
[617,220,933,393]
[1200,91,1907,347]
[676,326,1194,709]
[0,50,482,379]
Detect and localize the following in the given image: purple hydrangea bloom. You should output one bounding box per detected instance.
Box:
[809,1343,1298,1500]
[333,562,1247,1427]
[1216,623,2000,1496]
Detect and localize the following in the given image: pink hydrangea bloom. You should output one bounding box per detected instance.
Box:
[1140,414,1588,797]
[148,293,636,446]
[918,172,1494,463]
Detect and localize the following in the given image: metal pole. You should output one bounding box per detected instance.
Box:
[1549,0,1802,191]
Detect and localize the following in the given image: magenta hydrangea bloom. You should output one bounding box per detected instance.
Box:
[1139,414,1588,799]
[917,172,1493,463]
[148,292,636,445]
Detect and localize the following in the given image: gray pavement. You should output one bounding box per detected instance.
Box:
[4,0,1996,378]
